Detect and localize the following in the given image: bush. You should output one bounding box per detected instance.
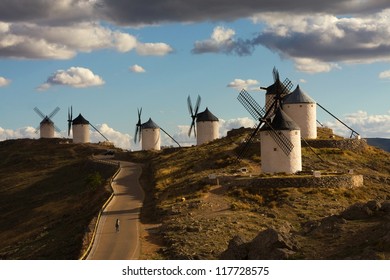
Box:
[85,172,103,191]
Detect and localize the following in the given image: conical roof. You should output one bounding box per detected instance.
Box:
[72,113,89,125]
[196,107,219,122]
[260,107,300,131]
[142,118,159,129]
[40,116,53,125]
[283,85,315,104]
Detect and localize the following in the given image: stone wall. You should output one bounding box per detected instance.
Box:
[302,139,368,152]
[227,174,364,189]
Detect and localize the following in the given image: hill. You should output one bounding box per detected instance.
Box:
[1,128,390,260]
[365,138,390,153]
[122,127,390,260]
[0,138,118,259]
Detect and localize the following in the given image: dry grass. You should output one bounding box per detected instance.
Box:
[0,138,118,259]
[129,128,390,259]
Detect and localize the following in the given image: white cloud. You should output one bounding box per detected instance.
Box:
[324,110,390,138]
[0,126,37,141]
[227,79,259,90]
[0,21,172,59]
[219,117,256,138]
[192,26,236,53]
[0,76,11,87]
[379,70,390,80]
[192,26,253,56]
[129,64,146,73]
[38,67,105,90]
[136,42,173,56]
[251,9,390,73]
[293,57,340,73]
[90,123,132,150]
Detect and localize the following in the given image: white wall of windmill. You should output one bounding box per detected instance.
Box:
[260,129,302,174]
[142,128,161,151]
[73,124,90,143]
[283,103,317,139]
[196,121,219,145]
[40,123,55,138]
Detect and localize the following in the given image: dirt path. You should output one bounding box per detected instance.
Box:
[87,161,144,260]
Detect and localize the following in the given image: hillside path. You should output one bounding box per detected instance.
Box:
[87,161,144,260]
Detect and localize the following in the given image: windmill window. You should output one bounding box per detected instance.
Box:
[299,105,303,107]
[273,148,277,151]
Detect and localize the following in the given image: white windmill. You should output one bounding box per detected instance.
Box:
[67,106,109,144]
[259,107,302,174]
[134,108,180,151]
[282,85,317,139]
[33,107,60,139]
[187,95,219,145]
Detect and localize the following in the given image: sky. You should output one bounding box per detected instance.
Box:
[1,0,390,150]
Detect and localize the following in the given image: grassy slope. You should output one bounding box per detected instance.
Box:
[0,139,117,259]
[127,128,390,259]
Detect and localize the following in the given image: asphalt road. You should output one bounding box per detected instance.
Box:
[87,161,144,260]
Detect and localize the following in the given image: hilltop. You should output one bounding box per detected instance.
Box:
[121,127,390,260]
[1,128,390,260]
[0,138,119,259]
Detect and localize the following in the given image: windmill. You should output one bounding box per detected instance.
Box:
[187,95,201,138]
[134,107,181,150]
[33,106,61,138]
[67,106,109,143]
[187,95,219,145]
[237,68,302,174]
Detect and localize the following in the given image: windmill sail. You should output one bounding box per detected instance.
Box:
[187,95,201,137]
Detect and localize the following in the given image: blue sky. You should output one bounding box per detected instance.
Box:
[1,1,390,150]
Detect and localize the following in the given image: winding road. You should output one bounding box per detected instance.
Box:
[87,161,144,260]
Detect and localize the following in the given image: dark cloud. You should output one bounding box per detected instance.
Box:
[97,0,389,26]
[1,1,389,25]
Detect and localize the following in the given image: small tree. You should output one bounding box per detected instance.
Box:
[85,172,103,191]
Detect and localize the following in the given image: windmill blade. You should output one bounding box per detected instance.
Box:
[273,67,280,82]
[160,126,181,147]
[237,89,265,120]
[134,125,142,143]
[48,106,60,119]
[54,124,61,133]
[280,78,293,98]
[89,123,109,142]
[194,95,201,116]
[188,119,196,137]
[34,107,46,119]
[134,107,142,143]
[67,106,73,136]
[187,95,199,138]
[187,95,194,116]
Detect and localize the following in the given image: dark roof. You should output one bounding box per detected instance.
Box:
[142,118,159,129]
[72,114,89,125]
[196,107,219,122]
[283,85,315,104]
[263,79,290,95]
[260,107,300,131]
[40,116,53,125]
